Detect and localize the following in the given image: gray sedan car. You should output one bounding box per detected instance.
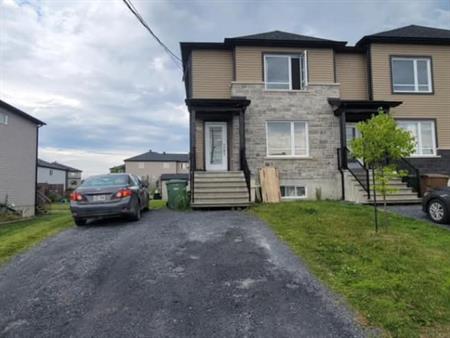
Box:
[70,173,149,226]
[422,187,450,224]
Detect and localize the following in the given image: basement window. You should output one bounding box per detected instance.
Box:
[281,186,306,199]
[264,53,308,90]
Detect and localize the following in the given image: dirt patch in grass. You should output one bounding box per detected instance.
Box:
[252,201,450,338]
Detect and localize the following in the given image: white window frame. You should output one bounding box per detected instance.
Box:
[264,53,307,91]
[391,57,432,93]
[163,162,171,169]
[138,162,145,169]
[0,112,8,125]
[265,121,309,158]
[397,120,437,157]
[280,185,307,199]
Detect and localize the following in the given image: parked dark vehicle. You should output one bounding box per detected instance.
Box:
[70,173,149,226]
[422,187,450,224]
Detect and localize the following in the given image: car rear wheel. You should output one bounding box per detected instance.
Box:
[74,218,87,226]
[129,201,141,221]
[427,199,449,224]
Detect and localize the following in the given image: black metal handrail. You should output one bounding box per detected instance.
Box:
[338,147,371,199]
[190,146,196,202]
[389,157,421,197]
[240,152,251,201]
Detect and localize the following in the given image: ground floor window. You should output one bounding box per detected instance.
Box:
[280,185,306,199]
[266,121,309,157]
[397,120,437,156]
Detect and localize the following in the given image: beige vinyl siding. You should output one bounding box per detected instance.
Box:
[234,46,335,83]
[371,43,450,148]
[335,53,368,99]
[191,50,233,99]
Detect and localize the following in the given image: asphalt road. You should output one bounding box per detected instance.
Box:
[0,209,366,338]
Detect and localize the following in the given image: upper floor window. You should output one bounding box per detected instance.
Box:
[163,162,170,169]
[264,53,307,90]
[138,162,145,169]
[266,121,309,157]
[391,57,432,93]
[0,112,8,125]
[397,120,436,156]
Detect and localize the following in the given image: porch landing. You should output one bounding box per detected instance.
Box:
[191,171,250,208]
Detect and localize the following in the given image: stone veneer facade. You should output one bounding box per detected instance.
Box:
[232,83,342,200]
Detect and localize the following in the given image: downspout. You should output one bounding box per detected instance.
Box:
[366,44,373,100]
[34,125,42,214]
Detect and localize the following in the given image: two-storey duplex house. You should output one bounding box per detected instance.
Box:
[180,25,450,207]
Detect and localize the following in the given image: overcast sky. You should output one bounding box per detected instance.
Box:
[1,0,449,176]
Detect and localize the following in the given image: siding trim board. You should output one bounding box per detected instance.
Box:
[389,55,435,95]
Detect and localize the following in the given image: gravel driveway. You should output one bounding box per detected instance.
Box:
[0,209,365,338]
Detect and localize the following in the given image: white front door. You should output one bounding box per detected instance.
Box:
[205,122,228,171]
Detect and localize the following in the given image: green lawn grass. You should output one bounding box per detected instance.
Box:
[252,201,450,338]
[0,203,73,266]
[150,199,167,209]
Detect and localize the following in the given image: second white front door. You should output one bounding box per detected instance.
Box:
[205,122,227,171]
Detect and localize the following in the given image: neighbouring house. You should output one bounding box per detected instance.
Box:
[124,150,189,189]
[180,25,450,207]
[110,164,125,173]
[37,159,82,196]
[0,100,45,217]
[53,162,83,190]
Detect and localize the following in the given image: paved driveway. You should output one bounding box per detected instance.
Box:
[387,205,450,230]
[0,209,365,337]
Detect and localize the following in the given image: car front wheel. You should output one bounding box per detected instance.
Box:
[427,199,449,224]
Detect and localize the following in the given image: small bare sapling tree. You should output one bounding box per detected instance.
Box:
[351,110,415,231]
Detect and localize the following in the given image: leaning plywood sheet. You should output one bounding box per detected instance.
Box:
[259,167,281,203]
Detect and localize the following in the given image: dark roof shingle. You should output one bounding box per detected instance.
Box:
[357,25,450,45]
[38,159,81,172]
[225,30,346,47]
[125,151,189,162]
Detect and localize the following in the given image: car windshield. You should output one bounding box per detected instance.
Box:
[81,175,129,187]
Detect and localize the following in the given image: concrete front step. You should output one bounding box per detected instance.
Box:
[194,187,249,194]
[193,192,249,199]
[363,198,422,205]
[194,176,245,183]
[191,201,250,208]
[194,182,248,189]
[363,193,420,200]
[194,171,244,177]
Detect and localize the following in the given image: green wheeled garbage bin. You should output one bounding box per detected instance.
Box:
[166,180,189,209]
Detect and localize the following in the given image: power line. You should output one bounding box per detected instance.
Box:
[122,0,182,69]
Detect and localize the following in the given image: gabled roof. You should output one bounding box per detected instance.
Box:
[0,99,45,126]
[357,25,450,46]
[37,159,81,172]
[224,30,346,47]
[228,30,342,43]
[51,162,82,172]
[124,150,189,162]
